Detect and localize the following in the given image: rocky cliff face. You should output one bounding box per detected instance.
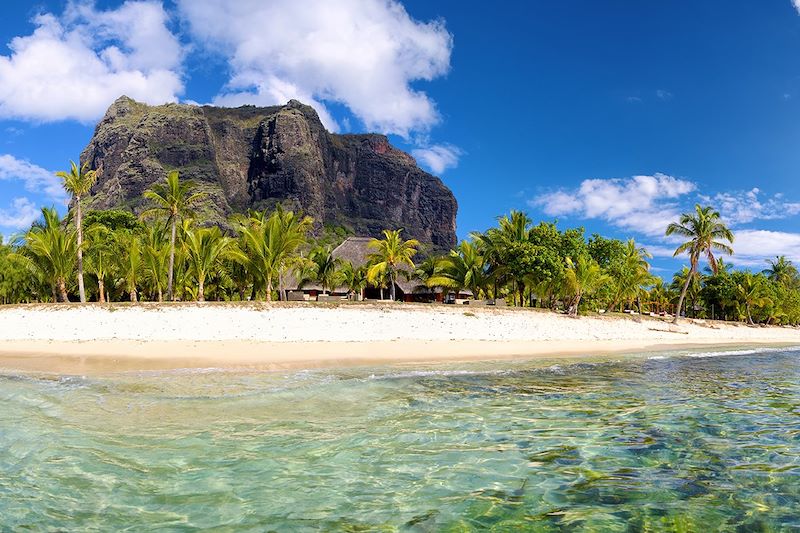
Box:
[80,97,458,249]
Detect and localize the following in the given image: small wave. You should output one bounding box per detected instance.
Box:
[684,346,800,359]
[367,369,508,380]
[545,365,565,374]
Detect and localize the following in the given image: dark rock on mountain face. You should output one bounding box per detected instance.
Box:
[80,96,458,249]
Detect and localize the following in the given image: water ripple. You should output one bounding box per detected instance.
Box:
[1,348,800,530]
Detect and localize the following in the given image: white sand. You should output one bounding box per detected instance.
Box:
[0,302,798,374]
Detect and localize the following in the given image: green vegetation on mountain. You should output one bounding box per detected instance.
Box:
[80,96,457,249]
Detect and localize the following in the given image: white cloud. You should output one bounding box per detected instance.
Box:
[0,197,40,230]
[0,154,66,204]
[699,188,800,225]
[177,0,452,137]
[0,1,183,122]
[727,229,800,267]
[412,144,462,174]
[643,244,682,259]
[793,0,800,14]
[643,228,800,269]
[656,89,673,101]
[531,173,696,236]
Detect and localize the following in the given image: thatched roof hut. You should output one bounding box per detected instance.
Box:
[330,237,374,267]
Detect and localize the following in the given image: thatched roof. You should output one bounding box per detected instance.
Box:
[284,237,375,292]
[331,237,374,267]
[287,237,465,297]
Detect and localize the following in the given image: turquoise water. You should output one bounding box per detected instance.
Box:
[2,347,800,531]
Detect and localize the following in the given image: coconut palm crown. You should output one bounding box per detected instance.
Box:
[367,229,420,301]
[763,256,799,287]
[143,171,206,301]
[56,160,97,303]
[666,204,734,323]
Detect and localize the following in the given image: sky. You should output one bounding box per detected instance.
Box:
[2,0,800,274]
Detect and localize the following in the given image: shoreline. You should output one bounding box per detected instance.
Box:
[1,303,799,375]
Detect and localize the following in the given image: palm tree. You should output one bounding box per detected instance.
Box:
[141,224,169,302]
[184,226,235,302]
[116,231,142,302]
[611,239,653,313]
[24,207,77,302]
[763,256,798,287]
[339,261,368,300]
[564,255,608,317]
[236,208,312,301]
[309,246,341,295]
[143,171,206,301]
[56,160,98,303]
[647,279,672,315]
[275,209,314,300]
[666,205,734,323]
[428,240,488,299]
[494,210,533,305]
[670,267,703,318]
[737,273,772,325]
[367,229,419,301]
[85,224,116,302]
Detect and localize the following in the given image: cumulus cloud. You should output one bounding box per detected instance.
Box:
[531,173,697,236]
[0,1,183,122]
[726,229,800,267]
[177,0,452,137]
[412,144,462,174]
[793,0,800,14]
[0,154,65,203]
[0,197,40,230]
[699,188,800,225]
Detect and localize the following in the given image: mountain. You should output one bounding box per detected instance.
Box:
[80,96,458,249]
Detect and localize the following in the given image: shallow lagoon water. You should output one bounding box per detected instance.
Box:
[2,347,800,531]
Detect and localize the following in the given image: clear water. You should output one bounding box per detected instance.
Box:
[2,347,800,531]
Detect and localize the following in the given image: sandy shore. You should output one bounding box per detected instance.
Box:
[1,302,798,374]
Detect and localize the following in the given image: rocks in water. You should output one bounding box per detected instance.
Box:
[80,96,458,249]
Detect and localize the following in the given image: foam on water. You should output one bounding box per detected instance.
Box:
[683,345,800,358]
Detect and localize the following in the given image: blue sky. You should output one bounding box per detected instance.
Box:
[2,1,800,273]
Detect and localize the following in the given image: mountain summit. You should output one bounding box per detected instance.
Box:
[80,96,458,249]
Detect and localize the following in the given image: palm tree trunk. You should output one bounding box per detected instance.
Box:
[76,196,86,303]
[98,278,105,303]
[569,293,581,317]
[167,216,177,301]
[157,285,163,302]
[380,287,385,300]
[198,277,205,302]
[673,268,693,324]
[266,274,273,302]
[279,270,284,301]
[129,289,138,302]
[58,277,69,303]
[389,271,396,301]
[747,304,753,325]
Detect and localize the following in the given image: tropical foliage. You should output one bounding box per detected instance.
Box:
[3,166,800,326]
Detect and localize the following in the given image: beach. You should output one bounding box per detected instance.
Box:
[1,302,799,374]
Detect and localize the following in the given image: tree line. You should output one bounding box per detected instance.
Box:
[1,162,799,325]
[0,164,419,305]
